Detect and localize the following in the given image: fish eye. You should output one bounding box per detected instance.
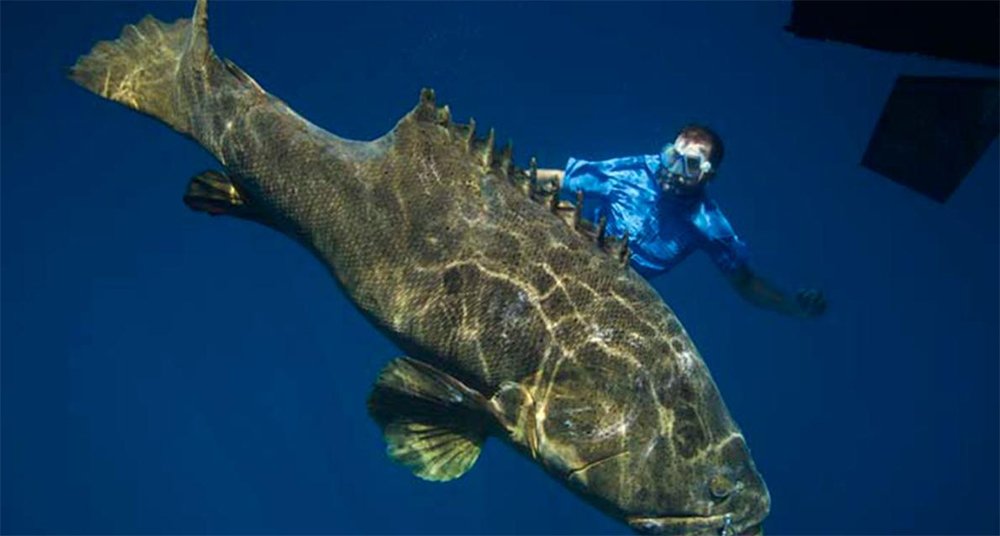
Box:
[709,474,735,500]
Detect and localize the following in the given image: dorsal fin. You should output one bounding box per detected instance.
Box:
[406,90,632,268]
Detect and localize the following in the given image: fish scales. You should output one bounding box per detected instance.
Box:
[70,2,770,534]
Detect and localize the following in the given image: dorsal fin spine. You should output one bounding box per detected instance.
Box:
[481,128,495,168]
[465,118,477,151]
[420,87,436,107]
[500,140,513,175]
[573,190,585,230]
[619,233,631,266]
[597,216,608,247]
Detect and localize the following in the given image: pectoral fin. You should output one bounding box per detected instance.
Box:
[381,421,483,482]
[367,358,489,482]
[183,170,270,226]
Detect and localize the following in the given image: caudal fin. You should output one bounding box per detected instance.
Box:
[69,0,212,134]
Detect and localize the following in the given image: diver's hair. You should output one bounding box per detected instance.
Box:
[676,124,725,168]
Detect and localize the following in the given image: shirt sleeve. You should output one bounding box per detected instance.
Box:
[693,200,750,275]
[561,157,614,198]
[560,155,654,196]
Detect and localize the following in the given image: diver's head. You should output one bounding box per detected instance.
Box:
[659,125,724,195]
[528,336,768,536]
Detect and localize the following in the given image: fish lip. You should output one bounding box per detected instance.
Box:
[626,513,763,535]
[627,513,729,534]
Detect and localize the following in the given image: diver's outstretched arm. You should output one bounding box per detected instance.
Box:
[535,168,565,187]
[726,266,826,318]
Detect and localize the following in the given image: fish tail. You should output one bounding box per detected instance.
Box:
[69,0,213,135]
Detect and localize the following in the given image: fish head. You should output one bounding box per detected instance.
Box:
[623,432,771,536]
[523,339,769,535]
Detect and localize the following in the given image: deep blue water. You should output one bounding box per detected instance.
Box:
[2,2,997,534]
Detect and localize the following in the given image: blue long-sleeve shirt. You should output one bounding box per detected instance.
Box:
[561,153,749,278]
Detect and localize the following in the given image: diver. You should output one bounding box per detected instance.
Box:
[536,125,827,318]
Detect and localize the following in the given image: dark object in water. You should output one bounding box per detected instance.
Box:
[786,2,999,202]
[862,76,999,202]
[785,1,998,67]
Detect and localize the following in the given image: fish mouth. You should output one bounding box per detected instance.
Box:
[627,513,763,535]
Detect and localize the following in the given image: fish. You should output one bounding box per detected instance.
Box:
[69,1,770,534]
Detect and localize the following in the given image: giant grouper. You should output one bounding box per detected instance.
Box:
[69,1,770,534]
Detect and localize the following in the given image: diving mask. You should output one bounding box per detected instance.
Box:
[661,145,713,186]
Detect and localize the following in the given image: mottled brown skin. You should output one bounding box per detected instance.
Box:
[70,2,769,534]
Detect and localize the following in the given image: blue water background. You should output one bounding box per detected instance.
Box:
[3,2,997,534]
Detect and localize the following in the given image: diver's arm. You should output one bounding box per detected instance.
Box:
[534,168,565,196]
[536,168,565,185]
[539,157,628,198]
[726,265,826,318]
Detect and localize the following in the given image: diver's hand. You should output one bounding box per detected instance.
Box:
[534,168,564,192]
[795,289,827,318]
